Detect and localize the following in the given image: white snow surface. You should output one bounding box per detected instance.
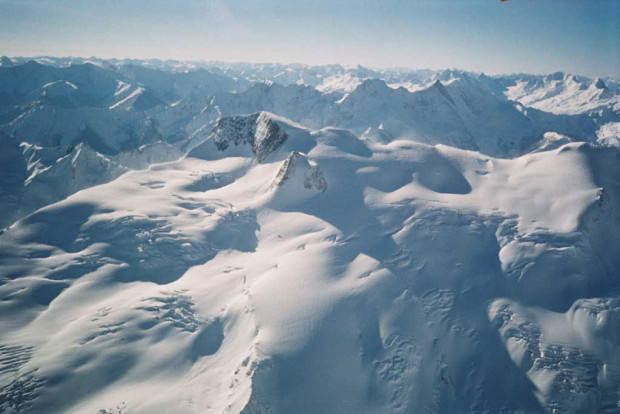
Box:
[505,73,620,115]
[1,59,620,413]
[1,118,619,413]
[316,73,365,94]
[597,122,620,147]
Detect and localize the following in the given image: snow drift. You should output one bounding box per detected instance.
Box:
[1,59,619,414]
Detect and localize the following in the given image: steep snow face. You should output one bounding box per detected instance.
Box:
[0,134,127,228]
[340,76,604,157]
[316,72,365,94]
[108,86,161,111]
[0,110,618,413]
[3,105,164,154]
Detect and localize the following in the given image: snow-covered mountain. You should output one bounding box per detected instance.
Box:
[2,59,618,156]
[503,72,620,116]
[204,76,605,157]
[1,58,620,414]
[0,132,183,228]
[0,61,247,154]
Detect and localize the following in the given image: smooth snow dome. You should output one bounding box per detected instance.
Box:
[0,58,619,414]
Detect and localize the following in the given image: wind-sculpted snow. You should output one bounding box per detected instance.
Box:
[490,298,620,413]
[0,108,619,412]
[1,59,620,413]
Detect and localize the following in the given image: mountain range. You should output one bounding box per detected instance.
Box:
[0,57,619,413]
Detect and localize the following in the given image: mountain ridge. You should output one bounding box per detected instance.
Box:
[0,58,619,414]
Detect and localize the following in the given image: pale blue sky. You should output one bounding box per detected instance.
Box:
[0,0,618,77]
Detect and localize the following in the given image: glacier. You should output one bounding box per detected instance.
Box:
[0,57,619,413]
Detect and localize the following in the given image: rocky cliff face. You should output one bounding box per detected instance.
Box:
[272,151,327,192]
[212,112,289,162]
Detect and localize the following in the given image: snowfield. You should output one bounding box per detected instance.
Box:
[1,58,620,413]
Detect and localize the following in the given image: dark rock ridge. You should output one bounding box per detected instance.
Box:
[272,151,327,192]
[212,112,289,162]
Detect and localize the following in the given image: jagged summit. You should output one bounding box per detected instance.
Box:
[593,77,608,90]
[191,112,289,163]
[214,112,288,162]
[271,151,327,192]
[428,79,455,103]
[189,111,316,162]
[505,71,620,115]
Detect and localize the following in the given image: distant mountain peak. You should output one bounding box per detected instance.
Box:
[356,78,390,93]
[550,71,565,81]
[593,77,608,90]
[429,79,455,104]
[431,79,445,88]
[0,55,14,67]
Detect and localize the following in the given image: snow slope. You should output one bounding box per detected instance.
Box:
[0,133,184,228]
[1,59,620,413]
[0,113,618,413]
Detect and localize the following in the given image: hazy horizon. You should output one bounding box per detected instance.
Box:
[1,0,619,78]
[3,54,618,81]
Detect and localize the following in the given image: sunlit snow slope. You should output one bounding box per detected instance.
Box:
[1,59,620,414]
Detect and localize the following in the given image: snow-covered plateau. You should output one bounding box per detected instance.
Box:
[0,57,619,413]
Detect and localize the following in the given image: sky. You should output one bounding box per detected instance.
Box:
[0,0,618,78]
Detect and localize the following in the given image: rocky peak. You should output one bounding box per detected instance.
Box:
[211,112,289,162]
[272,151,327,192]
[593,78,607,90]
